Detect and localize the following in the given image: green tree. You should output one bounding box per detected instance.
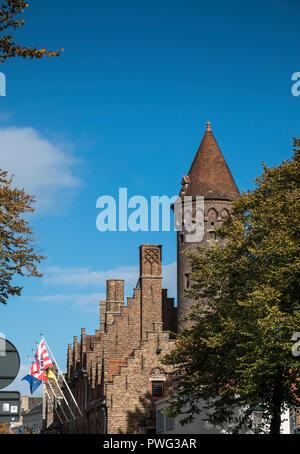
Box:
[0,1,62,62]
[0,170,45,305]
[162,140,300,434]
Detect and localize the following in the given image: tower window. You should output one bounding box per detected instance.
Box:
[208,231,216,240]
[184,273,190,290]
[151,381,164,398]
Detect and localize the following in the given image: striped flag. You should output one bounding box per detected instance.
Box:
[30,340,53,382]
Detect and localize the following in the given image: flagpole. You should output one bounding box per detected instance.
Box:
[42,335,83,417]
[26,354,65,426]
[50,380,75,422]
[28,352,71,424]
[44,385,64,425]
[46,379,71,422]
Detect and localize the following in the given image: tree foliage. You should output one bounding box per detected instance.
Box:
[0,1,62,62]
[0,170,45,305]
[162,140,300,434]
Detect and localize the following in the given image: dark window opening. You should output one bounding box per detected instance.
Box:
[151,381,164,398]
[209,231,216,240]
[184,273,190,290]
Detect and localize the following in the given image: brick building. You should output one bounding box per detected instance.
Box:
[47,122,239,434]
[62,244,177,434]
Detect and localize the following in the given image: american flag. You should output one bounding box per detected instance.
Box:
[30,340,53,382]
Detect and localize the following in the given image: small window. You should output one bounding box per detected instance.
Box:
[208,231,216,240]
[166,415,174,431]
[156,411,164,433]
[184,273,190,290]
[179,233,184,244]
[151,381,164,398]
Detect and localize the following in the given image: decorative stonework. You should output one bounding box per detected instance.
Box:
[144,248,159,264]
[149,367,166,380]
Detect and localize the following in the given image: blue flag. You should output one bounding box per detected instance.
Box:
[22,375,42,394]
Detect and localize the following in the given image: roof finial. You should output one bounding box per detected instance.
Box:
[206,121,211,131]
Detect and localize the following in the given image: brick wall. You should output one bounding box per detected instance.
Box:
[56,244,176,434]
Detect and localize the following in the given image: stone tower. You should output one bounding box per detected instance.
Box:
[176,121,240,330]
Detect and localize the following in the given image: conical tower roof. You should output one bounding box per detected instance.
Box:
[182,122,240,200]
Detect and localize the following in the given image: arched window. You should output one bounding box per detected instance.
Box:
[207,207,218,227]
[221,208,230,219]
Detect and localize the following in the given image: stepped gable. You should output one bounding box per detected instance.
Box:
[62,244,177,434]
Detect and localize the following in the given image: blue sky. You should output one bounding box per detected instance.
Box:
[1,0,300,395]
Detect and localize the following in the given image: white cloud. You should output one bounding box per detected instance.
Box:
[37,292,105,313]
[44,262,177,296]
[44,265,139,287]
[35,261,177,312]
[0,127,80,212]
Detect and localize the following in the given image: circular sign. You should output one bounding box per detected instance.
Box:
[0,338,20,390]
